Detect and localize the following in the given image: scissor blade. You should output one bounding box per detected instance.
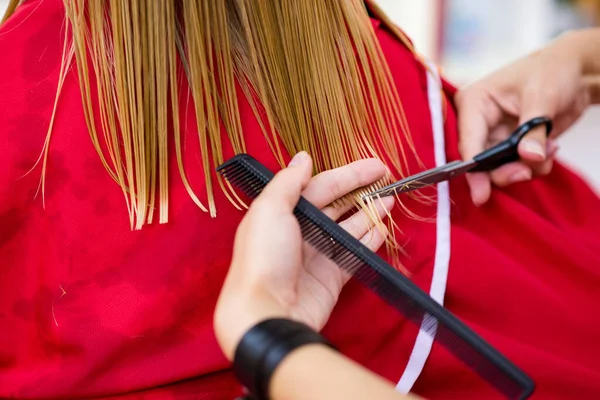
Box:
[364,159,476,199]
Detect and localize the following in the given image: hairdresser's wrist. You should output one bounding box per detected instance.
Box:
[553,29,600,76]
[214,287,287,361]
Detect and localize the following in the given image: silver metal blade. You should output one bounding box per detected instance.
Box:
[363,159,476,199]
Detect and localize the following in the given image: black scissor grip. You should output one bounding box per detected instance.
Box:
[471,117,553,172]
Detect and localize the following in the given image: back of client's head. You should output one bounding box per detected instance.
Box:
[3,0,420,232]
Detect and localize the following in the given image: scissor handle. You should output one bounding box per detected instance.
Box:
[470,117,553,173]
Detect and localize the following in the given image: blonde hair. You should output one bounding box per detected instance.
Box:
[3,0,423,233]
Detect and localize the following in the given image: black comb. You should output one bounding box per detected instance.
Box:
[217,154,535,400]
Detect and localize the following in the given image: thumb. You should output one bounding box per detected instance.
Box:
[517,90,556,162]
[259,151,313,212]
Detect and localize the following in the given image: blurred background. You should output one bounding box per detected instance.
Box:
[2,0,598,190]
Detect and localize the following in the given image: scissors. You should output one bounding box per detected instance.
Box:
[364,116,553,199]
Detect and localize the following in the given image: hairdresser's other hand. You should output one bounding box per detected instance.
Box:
[456,32,599,205]
[214,152,393,360]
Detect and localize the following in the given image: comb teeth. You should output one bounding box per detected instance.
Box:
[218,154,535,400]
[217,155,271,199]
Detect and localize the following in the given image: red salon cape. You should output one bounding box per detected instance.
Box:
[2,1,600,399]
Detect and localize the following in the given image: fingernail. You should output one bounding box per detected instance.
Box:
[509,170,532,184]
[521,139,546,159]
[288,151,308,167]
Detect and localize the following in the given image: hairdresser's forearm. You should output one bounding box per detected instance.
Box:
[269,344,423,400]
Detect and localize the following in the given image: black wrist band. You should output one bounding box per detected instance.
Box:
[233,318,334,400]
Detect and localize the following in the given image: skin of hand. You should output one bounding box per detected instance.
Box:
[455,31,600,206]
[214,151,394,360]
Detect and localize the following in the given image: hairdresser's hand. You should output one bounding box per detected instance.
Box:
[214,152,393,360]
[456,32,600,205]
